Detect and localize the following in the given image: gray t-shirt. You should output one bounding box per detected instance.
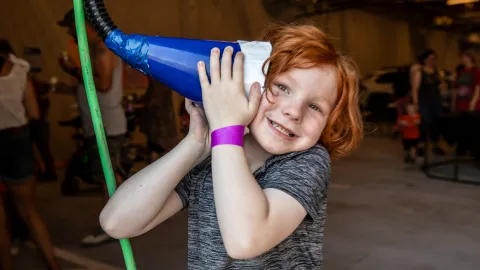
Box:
[175,144,331,269]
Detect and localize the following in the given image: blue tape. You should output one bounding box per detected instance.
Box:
[105,29,150,75]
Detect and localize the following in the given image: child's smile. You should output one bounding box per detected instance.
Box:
[268,119,296,138]
[250,66,338,155]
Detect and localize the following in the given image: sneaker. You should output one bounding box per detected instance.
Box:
[80,228,115,247]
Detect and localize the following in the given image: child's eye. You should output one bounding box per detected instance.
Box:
[309,104,322,112]
[276,84,289,93]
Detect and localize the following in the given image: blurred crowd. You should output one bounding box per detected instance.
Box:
[0,8,187,270]
[363,48,480,165]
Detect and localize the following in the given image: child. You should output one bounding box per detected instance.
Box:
[99,24,363,269]
[399,103,421,164]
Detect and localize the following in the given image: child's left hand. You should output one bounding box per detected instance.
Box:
[197,46,262,131]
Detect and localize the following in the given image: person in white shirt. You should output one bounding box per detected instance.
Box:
[0,39,61,270]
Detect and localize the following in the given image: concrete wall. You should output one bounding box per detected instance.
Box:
[315,10,415,75]
[0,0,463,160]
[425,30,461,71]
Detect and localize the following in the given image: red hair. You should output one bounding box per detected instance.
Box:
[260,24,364,159]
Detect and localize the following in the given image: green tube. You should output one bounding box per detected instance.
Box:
[73,0,137,269]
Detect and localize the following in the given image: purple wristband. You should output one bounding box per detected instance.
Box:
[211,125,245,148]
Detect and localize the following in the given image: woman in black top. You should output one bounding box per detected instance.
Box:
[411,49,444,155]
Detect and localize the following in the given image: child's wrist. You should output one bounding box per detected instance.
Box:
[211,125,247,148]
[182,135,209,157]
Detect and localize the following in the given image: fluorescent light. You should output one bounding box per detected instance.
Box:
[447,0,478,5]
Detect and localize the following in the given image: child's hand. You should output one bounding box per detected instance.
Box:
[184,98,211,159]
[197,46,262,131]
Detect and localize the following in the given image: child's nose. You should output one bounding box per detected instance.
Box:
[282,105,302,122]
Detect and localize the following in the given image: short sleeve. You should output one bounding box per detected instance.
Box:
[260,146,331,221]
[174,173,192,209]
[174,157,210,209]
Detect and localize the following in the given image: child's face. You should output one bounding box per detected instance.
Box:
[249,66,338,155]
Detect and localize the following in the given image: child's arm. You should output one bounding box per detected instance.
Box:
[100,99,210,239]
[100,138,204,239]
[211,146,326,259]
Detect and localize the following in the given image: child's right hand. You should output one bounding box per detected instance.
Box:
[184,98,211,160]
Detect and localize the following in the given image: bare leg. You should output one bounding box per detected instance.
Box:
[0,194,13,270]
[7,178,61,270]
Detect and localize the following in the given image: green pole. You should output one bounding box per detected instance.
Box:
[73,0,137,269]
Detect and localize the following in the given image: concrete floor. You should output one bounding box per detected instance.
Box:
[11,136,480,269]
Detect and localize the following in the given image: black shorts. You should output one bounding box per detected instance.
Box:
[0,126,35,183]
[403,138,419,151]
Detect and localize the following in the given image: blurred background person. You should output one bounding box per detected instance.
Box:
[57,8,127,248]
[0,39,61,270]
[30,75,58,182]
[398,102,421,164]
[411,49,445,156]
[452,49,480,113]
[452,49,480,157]
[139,77,178,162]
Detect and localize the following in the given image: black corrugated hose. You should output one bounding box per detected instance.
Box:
[84,0,117,40]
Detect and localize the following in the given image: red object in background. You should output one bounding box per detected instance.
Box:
[399,113,421,140]
[453,67,480,112]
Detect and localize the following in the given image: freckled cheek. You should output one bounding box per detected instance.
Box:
[302,119,326,140]
[257,96,277,115]
[251,101,271,127]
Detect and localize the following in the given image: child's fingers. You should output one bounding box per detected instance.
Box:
[209,47,221,84]
[248,82,262,115]
[197,61,210,91]
[232,52,244,84]
[221,46,233,81]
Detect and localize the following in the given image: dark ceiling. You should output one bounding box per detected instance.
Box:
[262,0,480,33]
